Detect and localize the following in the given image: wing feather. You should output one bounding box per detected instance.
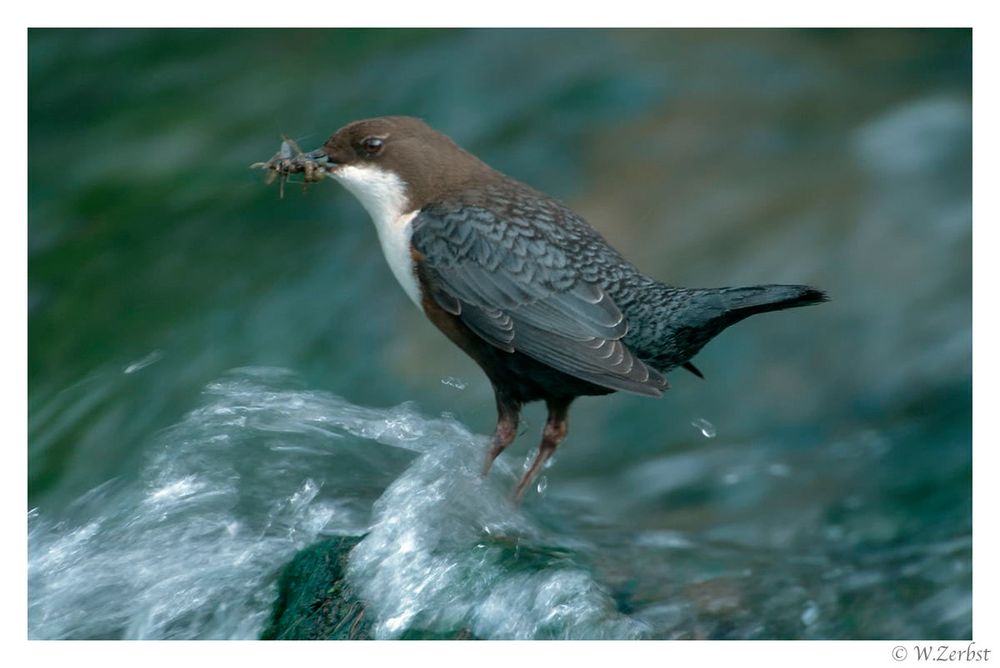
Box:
[412,202,666,396]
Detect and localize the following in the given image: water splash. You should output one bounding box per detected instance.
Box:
[346,432,645,639]
[28,367,971,640]
[440,376,467,390]
[691,418,717,439]
[28,368,391,639]
[29,367,645,640]
[536,476,548,496]
[123,349,164,375]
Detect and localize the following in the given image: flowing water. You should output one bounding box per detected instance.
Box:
[28,29,971,639]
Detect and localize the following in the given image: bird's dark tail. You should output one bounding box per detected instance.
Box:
[647,283,828,374]
[715,284,828,325]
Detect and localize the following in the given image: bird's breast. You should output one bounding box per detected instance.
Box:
[373,209,424,310]
[329,165,424,310]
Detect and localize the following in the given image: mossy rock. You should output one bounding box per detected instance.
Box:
[262,536,372,640]
[262,536,477,640]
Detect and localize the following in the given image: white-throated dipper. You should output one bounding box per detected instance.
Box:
[266,116,826,500]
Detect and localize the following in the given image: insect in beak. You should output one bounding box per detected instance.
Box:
[251,137,332,197]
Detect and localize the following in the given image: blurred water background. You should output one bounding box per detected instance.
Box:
[28,29,971,639]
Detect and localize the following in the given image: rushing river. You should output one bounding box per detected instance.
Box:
[29,29,971,639]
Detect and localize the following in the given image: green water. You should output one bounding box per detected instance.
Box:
[28,29,971,639]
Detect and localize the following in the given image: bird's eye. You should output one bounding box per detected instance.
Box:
[361,137,384,156]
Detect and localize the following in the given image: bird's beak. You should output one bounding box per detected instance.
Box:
[305,148,333,166]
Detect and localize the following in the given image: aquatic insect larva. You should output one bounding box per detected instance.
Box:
[250,136,328,198]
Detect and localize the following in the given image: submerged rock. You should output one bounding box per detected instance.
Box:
[262,536,476,640]
[262,536,370,640]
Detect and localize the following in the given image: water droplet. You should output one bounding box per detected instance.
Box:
[536,476,548,495]
[801,601,820,626]
[124,350,164,375]
[690,417,717,439]
[767,462,791,477]
[543,456,557,470]
[440,376,466,390]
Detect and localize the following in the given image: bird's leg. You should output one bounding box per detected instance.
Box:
[481,392,521,477]
[514,397,572,502]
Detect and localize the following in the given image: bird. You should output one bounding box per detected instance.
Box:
[293,116,826,501]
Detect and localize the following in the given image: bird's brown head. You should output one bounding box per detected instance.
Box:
[310,116,495,215]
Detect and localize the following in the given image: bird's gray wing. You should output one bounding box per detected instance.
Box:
[411,202,666,397]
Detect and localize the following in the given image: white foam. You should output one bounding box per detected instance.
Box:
[29,368,644,639]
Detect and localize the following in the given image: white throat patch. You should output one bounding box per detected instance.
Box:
[329,164,423,309]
